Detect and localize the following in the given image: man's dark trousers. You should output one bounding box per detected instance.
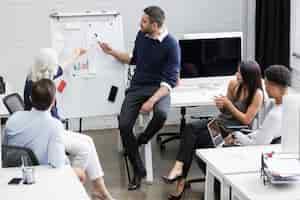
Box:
[119,85,170,176]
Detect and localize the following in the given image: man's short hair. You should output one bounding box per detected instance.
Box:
[144,6,165,27]
[264,65,291,87]
[31,79,56,111]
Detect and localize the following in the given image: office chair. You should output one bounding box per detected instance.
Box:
[270,136,281,144]
[156,107,186,151]
[2,93,69,129]
[2,93,24,114]
[156,106,215,151]
[1,145,39,167]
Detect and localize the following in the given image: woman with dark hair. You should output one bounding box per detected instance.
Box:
[162,60,264,200]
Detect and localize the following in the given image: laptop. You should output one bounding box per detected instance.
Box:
[207,119,241,147]
[207,119,224,147]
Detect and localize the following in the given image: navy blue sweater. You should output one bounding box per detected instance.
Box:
[130,31,180,88]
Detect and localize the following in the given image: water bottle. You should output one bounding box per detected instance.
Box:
[21,156,35,184]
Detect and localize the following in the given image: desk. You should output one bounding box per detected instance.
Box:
[196,144,282,200]
[225,172,300,200]
[0,165,90,200]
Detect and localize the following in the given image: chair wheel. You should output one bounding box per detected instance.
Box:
[156,136,162,143]
[160,144,166,151]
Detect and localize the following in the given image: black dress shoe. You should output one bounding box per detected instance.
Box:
[128,174,143,191]
[137,136,147,148]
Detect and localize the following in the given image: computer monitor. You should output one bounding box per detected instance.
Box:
[281,94,300,153]
[179,32,242,79]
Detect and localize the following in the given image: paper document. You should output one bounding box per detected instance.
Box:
[265,158,300,176]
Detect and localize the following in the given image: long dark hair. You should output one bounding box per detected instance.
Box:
[234,60,263,108]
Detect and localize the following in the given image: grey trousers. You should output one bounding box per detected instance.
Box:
[119,85,170,175]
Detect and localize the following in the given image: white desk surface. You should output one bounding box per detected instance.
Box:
[171,76,232,108]
[0,165,90,200]
[225,172,300,200]
[196,144,282,175]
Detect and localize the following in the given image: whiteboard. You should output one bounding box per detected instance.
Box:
[50,11,126,118]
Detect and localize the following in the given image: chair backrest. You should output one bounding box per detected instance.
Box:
[1,145,39,168]
[2,93,25,114]
[270,136,281,144]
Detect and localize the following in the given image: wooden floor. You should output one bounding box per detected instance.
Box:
[84,128,205,200]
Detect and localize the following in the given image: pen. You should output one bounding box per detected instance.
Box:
[94,33,102,43]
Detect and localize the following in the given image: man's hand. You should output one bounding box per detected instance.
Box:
[99,42,114,55]
[224,134,236,145]
[140,99,155,113]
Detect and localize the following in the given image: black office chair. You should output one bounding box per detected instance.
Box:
[156,107,186,151]
[2,93,69,129]
[1,145,39,167]
[270,136,281,144]
[156,107,214,151]
[2,93,24,114]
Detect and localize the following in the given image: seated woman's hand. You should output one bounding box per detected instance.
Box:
[214,95,231,110]
[73,48,87,57]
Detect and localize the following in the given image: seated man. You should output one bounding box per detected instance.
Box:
[3,79,115,200]
[3,79,67,168]
[225,65,291,145]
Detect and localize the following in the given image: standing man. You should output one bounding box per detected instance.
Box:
[100,6,180,190]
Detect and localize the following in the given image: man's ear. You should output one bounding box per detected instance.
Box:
[49,98,55,109]
[151,22,159,31]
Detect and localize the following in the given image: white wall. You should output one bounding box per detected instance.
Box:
[290,0,300,91]
[1,0,255,130]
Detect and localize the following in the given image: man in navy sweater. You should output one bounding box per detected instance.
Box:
[100,6,180,190]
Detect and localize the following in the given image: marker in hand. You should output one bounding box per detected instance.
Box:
[94,33,102,44]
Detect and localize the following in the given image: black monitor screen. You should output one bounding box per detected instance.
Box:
[179,37,241,78]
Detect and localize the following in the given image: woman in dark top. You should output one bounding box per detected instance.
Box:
[162,60,264,200]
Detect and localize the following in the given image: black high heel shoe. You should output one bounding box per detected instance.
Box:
[161,174,183,184]
[167,188,186,200]
[128,170,147,191]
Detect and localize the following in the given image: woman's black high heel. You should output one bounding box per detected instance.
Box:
[161,174,183,184]
[167,188,186,200]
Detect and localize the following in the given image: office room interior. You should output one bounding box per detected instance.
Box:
[1,0,300,200]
